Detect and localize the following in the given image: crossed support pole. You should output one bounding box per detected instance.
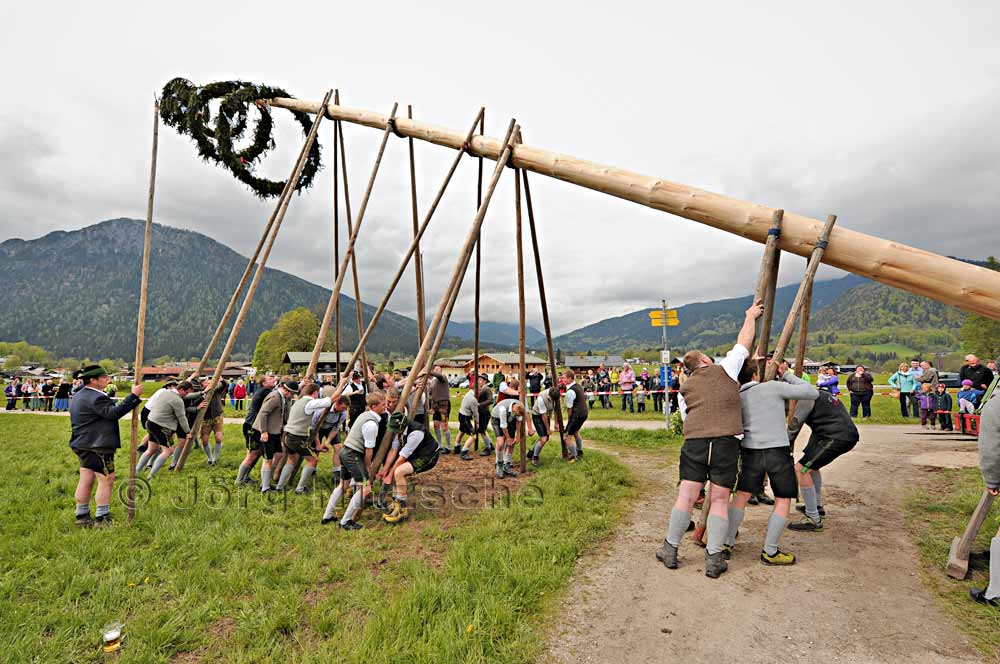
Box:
[948,491,997,579]
[174,89,335,472]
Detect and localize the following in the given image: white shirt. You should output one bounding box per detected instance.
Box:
[564,382,577,410]
[400,430,430,458]
[361,420,379,449]
[677,344,750,421]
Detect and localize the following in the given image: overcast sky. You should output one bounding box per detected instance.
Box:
[3,1,999,335]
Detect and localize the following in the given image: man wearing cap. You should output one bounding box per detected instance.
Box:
[253,379,297,493]
[235,374,276,486]
[343,371,369,427]
[68,365,144,526]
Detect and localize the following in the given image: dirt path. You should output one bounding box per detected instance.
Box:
[546,425,983,664]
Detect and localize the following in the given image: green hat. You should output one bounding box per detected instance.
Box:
[79,365,108,380]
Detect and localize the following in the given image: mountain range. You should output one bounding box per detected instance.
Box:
[0,219,540,360]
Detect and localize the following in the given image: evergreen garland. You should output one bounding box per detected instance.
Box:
[159,78,322,198]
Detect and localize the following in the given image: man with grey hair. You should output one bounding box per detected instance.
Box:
[961,354,995,392]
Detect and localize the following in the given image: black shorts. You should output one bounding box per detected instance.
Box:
[243,422,259,451]
[432,399,451,422]
[678,436,741,489]
[798,435,857,471]
[140,407,150,429]
[476,408,490,434]
[74,448,116,475]
[409,449,440,474]
[458,414,475,435]
[565,413,587,436]
[531,413,549,439]
[147,420,175,447]
[492,417,517,439]
[284,432,316,457]
[340,447,370,484]
[736,446,798,499]
[259,433,282,460]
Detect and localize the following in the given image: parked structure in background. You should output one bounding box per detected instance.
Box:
[564,355,625,374]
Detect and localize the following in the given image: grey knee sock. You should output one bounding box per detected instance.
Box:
[235,462,250,484]
[323,486,344,520]
[532,442,542,457]
[261,468,272,491]
[810,470,823,507]
[213,442,222,462]
[341,491,363,524]
[433,427,442,445]
[276,463,294,489]
[135,450,154,474]
[496,445,504,463]
[296,465,316,491]
[201,442,212,460]
[574,433,583,453]
[149,453,170,478]
[444,430,451,446]
[986,537,1000,600]
[725,505,745,547]
[763,513,789,556]
[706,514,729,555]
[171,445,183,464]
[503,450,513,465]
[801,486,820,521]
[666,508,692,547]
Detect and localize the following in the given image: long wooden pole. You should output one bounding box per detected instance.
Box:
[333,107,341,382]
[305,100,399,380]
[521,162,568,459]
[473,114,484,452]
[129,99,158,522]
[175,89,334,471]
[515,164,528,474]
[271,97,1000,321]
[764,215,838,381]
[754,210,784,372]
[371,120,519,475]
[408,105,426,343]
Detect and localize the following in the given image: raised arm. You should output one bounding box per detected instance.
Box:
[736,299,765,352]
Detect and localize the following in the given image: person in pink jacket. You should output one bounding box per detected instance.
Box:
[619,363,636,413]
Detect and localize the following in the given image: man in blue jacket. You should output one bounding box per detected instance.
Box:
[69,365,143,527]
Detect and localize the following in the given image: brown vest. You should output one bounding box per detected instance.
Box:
[680,365,743,439]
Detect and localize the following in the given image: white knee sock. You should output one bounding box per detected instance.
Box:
[986,537,1000,600]
[323,486,344,520]
[341,491,363,525]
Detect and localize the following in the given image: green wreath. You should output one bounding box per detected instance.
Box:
[159,78,322,198]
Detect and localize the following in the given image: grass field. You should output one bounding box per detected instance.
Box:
[906,468,1000,658]
[1,414,636,662]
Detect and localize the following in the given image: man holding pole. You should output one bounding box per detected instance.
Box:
[69,365,144,526]
[655,300,763,578]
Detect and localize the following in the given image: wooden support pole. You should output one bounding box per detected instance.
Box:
[175,89,334,471]
[515,164,528,473]
[752,210,783,372]
[408,104,426,343]
[371,120,519,475]
[473,114,484,452]
[314,109,485,431]
[305,100,399,380]
[129,99,158,522]
[271,96,1000,321]
[947,490,996,579]
[333,106,341,382]
[787,257,814,429]
[764,215,838,382]
[521,163,569,459]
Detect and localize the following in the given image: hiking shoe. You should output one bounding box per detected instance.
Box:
[795,504,826,517]
[320,515,340,525]
[970,587,1000,607]
[531,455,540,467]
[339,520,364,531]
[496,463,504,479]
[576,450,584,459]
[655,540,679,569]
[747,494,759,506]
[705,550,728,578]
[383,505,410,523]
[722,544,734,560]
[94,514,113,528]
[760,549,796,566]
[788,517,823,532]
[460,450,473,461]
[754,491,775,506]
[453,445,461,455]
[503,463,518,478]
[294,485,311,495]
[567,456,577,464]
[440,446,451,455]
[480,446,495,457]
[75,513,93,528]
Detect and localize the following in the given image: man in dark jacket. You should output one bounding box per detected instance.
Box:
[846,365,875,418]
[960,355,995,391]
[235,374,275,485]
[69,365,143,526]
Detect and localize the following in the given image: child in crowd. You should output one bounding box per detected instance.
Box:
[917,384,937,429]
[636,383,646,413]
[958,379,986,414]
[935,384,954,431]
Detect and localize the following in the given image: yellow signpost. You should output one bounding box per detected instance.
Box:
[650,318,679,327]
[650,309,679,327]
